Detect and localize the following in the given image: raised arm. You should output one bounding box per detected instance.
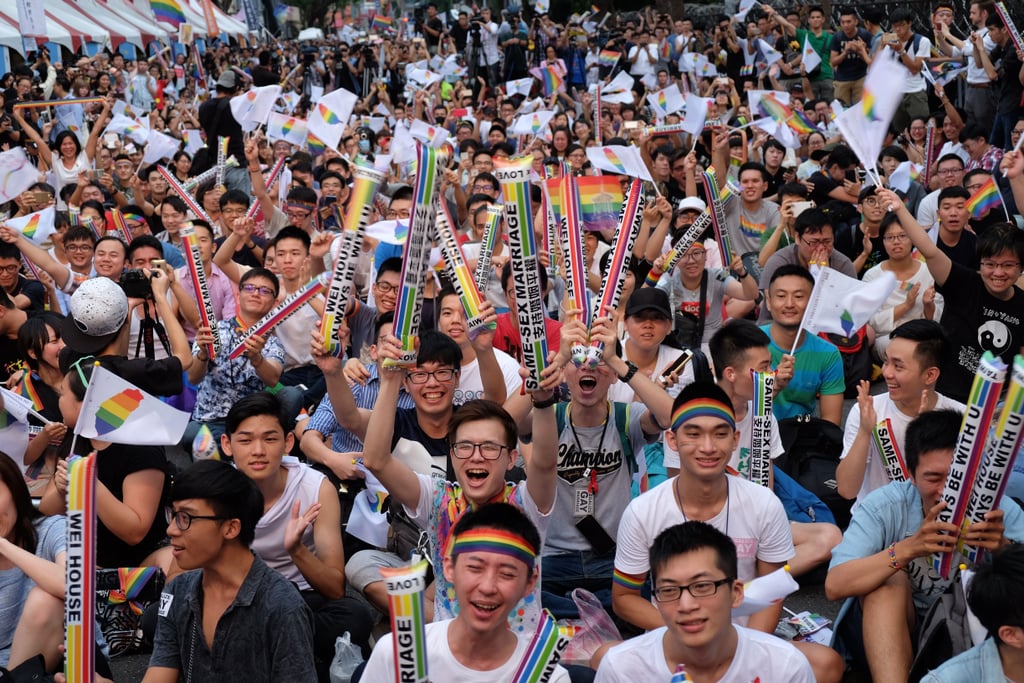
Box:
[311,329,372,440]
[876,187,951,286]
[0,227,71,288]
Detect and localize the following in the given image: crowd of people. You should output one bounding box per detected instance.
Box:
[1,0,1024,681]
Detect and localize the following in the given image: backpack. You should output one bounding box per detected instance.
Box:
[819,327,873,399]
[776,416,853,529]
[909,578,977,682]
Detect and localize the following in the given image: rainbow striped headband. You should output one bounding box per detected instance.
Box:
[450,529,537,571]
[122,213,145,223]
[671,398,736,432]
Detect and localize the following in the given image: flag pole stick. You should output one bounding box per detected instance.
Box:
[993,179,1012,222]
[789,322,803,357]
[1002,133,1024,178]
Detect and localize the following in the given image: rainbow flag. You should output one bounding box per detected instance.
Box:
[599,49,620,68]
[371,14,393,31]
[758,92,792,123]
[152,0,186,27]
[546,175,624,233]
[966,176,1001,217]
[787,109,819,135]
[531,65,564,96]
[74,365,189,445]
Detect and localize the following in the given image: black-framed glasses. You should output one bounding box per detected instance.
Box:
[165,507,230,531]
[451,440,510,459]
[406,368,458,384]
[652,577,734,602]
[374,280,399,294]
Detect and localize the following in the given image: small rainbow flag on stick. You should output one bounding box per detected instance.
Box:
[152,0,187,27]
[598,49,619,67]
[73,364,189,445]
[966,175,1002,218]
[529,65,564,96]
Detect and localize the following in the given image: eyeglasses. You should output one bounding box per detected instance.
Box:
[286,210,311,220]
[221,207,247,216]
[387,209,412,219]
[680,250,706,261]
[0,264,21,274]
[374,280,399,295]
[861,197,881,207]
[241,283,275,297]
[471,184,494,193]
[980,260,1021,272]
[802,237,834,248]
[65,244,94,252]
[652,577,734,602]
[1013,129,1024,136]
[451,440,510,459]
[937,167,963,176]
[165,507,230,531]
[883,233,909,243]
[406,368,458,384]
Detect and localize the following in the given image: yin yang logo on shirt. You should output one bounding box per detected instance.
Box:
[978,320,1011,355]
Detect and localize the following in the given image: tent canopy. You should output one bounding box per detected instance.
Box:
[0,12,25,56]
[44,3,112,50]
[0,8,77,52]
[61,0,143,50]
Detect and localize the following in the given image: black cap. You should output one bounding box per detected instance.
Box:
[625,288,672,319]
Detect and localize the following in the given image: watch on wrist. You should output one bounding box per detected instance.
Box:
[531,393,558,409]
[617,360,639,383]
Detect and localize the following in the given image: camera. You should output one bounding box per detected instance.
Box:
[119,269,155,299]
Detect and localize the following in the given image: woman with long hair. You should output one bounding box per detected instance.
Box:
[0,451,67,671]
[13,314,67,497]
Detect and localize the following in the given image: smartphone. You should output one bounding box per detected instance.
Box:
[790,200,815,218]
[883,32,898,44]
[658,350,694,385]
[151,259,166,269]
[88,170,102,181]
[32,191,53,205]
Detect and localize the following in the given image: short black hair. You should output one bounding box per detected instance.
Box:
[414,329,463,370]
[905,409,960,474]
[737,161,770,183]
[936,153,966,170]
[170,460,264,547]
[778,183,808,200]
[390,186,414,205]
[225,392,289,436]
[374,311,394,341]
[769,263,815,290]
[160,195,188,215]
[938,186,971,203]
[127,234,164,261]
[889,320,947,370]
[826,145,857,170]
[63,226,96,246]
[220,189,250,209]
[709,320,771,380]
[977,222,1024,264]
[967,542,1024,642]
[890,6,915,23]
[794,208,832,237]
[376,257,404,279]
[271,226,311,252]
[239,267,280,298]
[880,145,909,163]
[650,521,738,584]
[450,502,540,567]
[500,261,549,293]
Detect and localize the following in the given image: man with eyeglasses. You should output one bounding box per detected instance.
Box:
[608,384,825,680]
[245,132,318,239]
[965,169,1010,237]
[0,224,95,313]
[916,153,966,230]
[0,240,45,312]
[315,330,493,617]
[835,186,888,276]
[877,187,1024,403]
[218,393,373,678]
[183,267,288,450]
[599,521,812,682]
[148,459,317,682]
[758,208,857,322]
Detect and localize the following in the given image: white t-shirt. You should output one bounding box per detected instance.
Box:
[916,189,941,230]
[663,401,783,477]
[51,152,91,210]
[893,38,933,93]
[841,392,964,510]
[363,619,571,682]
[454,348,522,405]
[628,43,659,78]
[596,624,815,682]
[614,475,794,607]
[607,343,691,403]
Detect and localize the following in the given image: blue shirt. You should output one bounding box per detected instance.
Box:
[920,637,1003,683]
[830,480,1024,611]
[305,363,414,453]
[762,325,845,420]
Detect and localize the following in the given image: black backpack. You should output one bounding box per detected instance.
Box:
[776,416,853,530]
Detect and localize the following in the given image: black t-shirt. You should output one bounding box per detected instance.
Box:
[829,28,873,81]
[807,170,842,207]
[936,263,1024,402]
[251,66,279,87]
[425,17,444,48]
[994,44,1024,116]
[936,230,979,271]
[10,276,46,312]
[99,355,184,397]
[834,222,885,274]
[449,23,469,52]
[198,96,245,163]
[95,442,170,567]
[214,235,267,269]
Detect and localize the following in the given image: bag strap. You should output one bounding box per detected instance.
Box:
[695,270,708,346]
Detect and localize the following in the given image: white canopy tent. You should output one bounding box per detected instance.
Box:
[0,8,77,53]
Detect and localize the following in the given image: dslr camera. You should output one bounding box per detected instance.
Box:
[119,269,157,299]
